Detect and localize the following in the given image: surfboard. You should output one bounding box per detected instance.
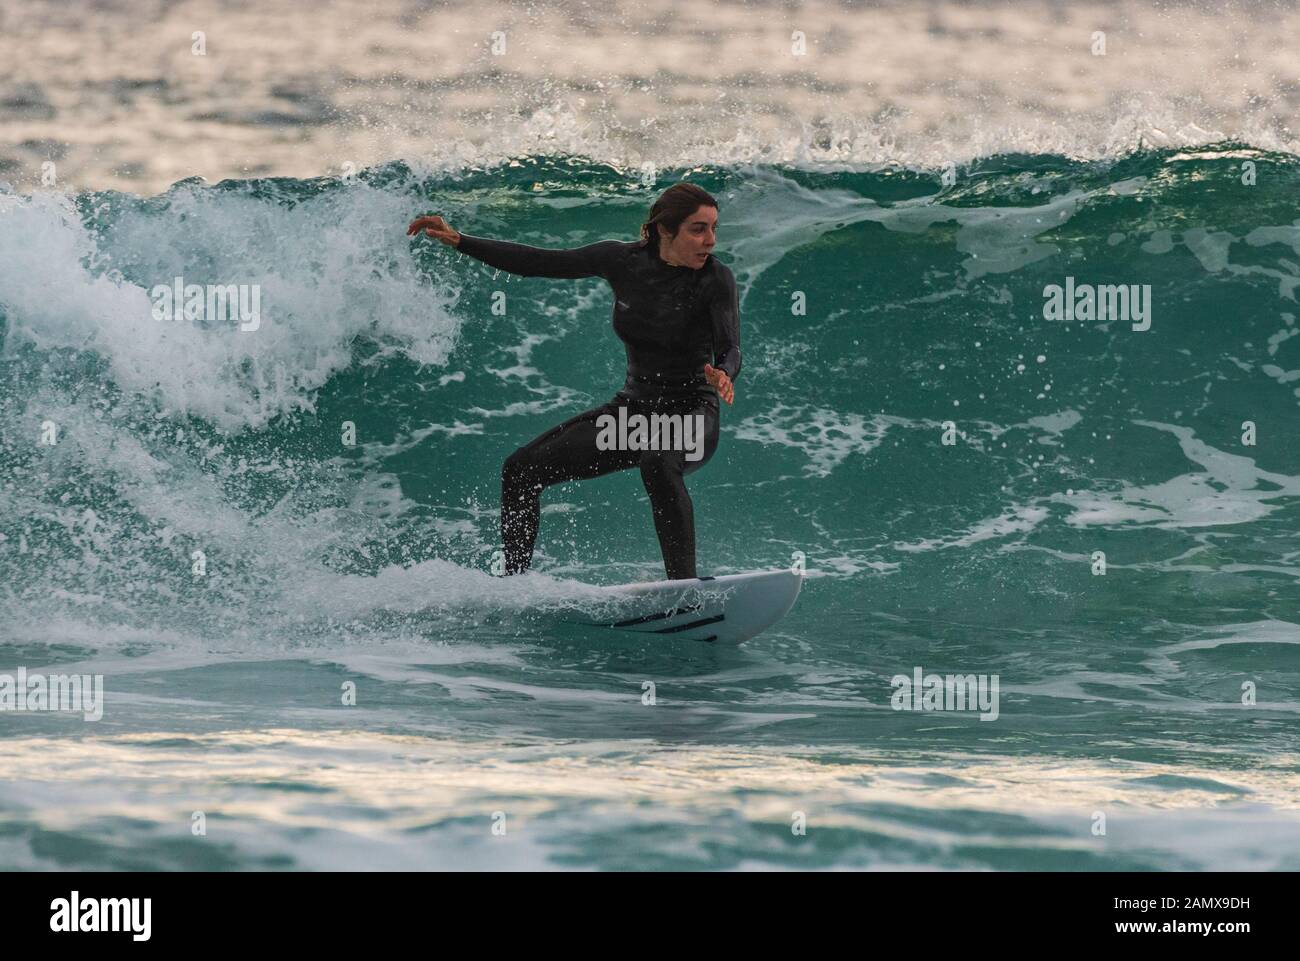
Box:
[564,569,803,644]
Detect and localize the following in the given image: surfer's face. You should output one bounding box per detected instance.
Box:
[659,205,717,269]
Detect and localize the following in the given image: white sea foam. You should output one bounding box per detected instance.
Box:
[733,404,897,477]
[1054,420,1300,529]
[0,187,463,432]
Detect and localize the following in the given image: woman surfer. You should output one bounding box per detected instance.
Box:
[407,182,740,580]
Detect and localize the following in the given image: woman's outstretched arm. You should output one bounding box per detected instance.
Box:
[407,214,617,280]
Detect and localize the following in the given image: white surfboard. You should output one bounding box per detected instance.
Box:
[564,569,803,644]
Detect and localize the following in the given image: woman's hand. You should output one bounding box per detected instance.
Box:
[406,214,461,247]
[703,364,734,405]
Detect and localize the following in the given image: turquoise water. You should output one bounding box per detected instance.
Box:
[2,148,1299,869]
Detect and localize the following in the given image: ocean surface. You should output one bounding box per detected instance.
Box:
[3,0,1300,871]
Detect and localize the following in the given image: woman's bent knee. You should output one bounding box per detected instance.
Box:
[503,448,535,484]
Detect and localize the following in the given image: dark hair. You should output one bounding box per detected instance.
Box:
[638,182,719,250]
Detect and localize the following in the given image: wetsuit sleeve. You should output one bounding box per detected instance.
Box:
[709,263,742,382]
[455,233,619,280]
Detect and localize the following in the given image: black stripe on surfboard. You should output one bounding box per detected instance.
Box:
[610,603,703,628]
[653,614,725,634]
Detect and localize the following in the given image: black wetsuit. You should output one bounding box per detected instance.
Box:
[455,232,741,579]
